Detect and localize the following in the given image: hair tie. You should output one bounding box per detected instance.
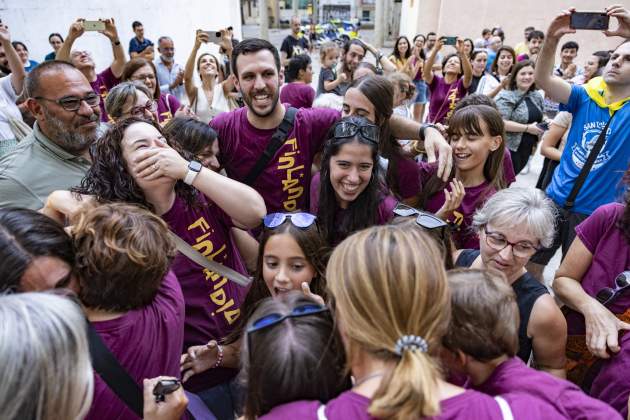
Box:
[394,335,428,356]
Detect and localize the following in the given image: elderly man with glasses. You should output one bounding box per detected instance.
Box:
[0,61,100,209]
[56,18,126,122]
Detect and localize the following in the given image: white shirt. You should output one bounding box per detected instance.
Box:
[0,75,24,141]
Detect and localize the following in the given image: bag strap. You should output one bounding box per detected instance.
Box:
[494,396,514,420]
[87,321,144,417]
[169,231,252,288]
[243,107,298,186]
[564,113,616,210]
[507,93,527,121]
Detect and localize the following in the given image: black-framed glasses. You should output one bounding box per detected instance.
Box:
[393,203,448,239]
[247,304,329,335]
[596,271,630,306]
[483,227,540,258]
[334,121,378,144]
[34,93,100,112]
[128,100,158,117]
[263,212,316,229]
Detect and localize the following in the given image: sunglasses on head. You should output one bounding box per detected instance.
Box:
[263,212,317,229]
[596,271,630,306]
[333,121,378,144]
[393,203,448,231]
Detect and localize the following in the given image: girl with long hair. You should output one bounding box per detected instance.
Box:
[476,46,515,98]
[388,36,413,77]
[410,34,428,122]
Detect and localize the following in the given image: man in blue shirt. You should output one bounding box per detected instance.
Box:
[129,21,153,60]
[155,36,184,102]
[529,6,630,280]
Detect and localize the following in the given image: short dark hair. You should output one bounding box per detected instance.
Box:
[73,202,176,312]
[427,31,437,38]
[163,116,218,156]
[0,208,74,293]
[231,38,281,79]
[132,21,143,30]
[508,59,537,92]
[492,28,505,41]
[343,39,366,56]
[453,93,498,112]
[527,30,545,42]
[561,41,579,52]
[482,28,491,36]
[48,33,64,43]
[524,26,535,32]
[24,60,80,98]
[286,54,311,82]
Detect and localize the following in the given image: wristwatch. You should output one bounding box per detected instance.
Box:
[184,160,202,185]
[419,123,439,141]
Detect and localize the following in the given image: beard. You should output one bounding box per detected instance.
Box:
[41,106,99,155]
[161,54,174,63]
[242,88,280,118]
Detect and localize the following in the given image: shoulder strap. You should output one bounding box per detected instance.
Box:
[508,94,527,121]
[317,404,328,420]
[243,107,298,186]
[494,396,514,420]
[169,231,252,287]
[564,113,615,210]
[86,321,144,417]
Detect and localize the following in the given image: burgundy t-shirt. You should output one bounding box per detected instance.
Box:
[90,67,120,122]
[427,75,467,124]
[419,161,498,249]
[156,92,181,124]
[394,155,422,200]
[161,193,249,391]
[475,357,621,420]
[211,106,340,213]
[86,270,185,420]
[280,83,316,109]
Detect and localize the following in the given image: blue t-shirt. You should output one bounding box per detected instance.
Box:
[128,37,153,54]
[546,84,629,215]
[486,50,497,72]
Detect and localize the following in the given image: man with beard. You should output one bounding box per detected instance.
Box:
[0,61,100,209]
[211,38,453,214]
[517,30,544,62]
[155,36,185,102]
[56,18,125,122]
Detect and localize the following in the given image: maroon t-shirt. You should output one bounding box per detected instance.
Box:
[156,92,181,124]
[427,76,467,124]
[419,161,498,249]
[90,67,120,122]
[86,270,185,420]
[280,83,315,109]
[161,193,249,391]
[210,106,340,213]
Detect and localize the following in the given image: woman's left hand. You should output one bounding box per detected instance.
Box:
[134,144,189,182]
[584,300,630,358]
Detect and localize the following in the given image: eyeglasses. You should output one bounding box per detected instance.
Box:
[132,73,156,81]
[128,100,157,117]
[34,93,100,112]
[393,203,448,238]
[596,271,630,306]
[263,212,316,229]
[247,304,329,335]
[483,227,540,258]
[334,121,378,144]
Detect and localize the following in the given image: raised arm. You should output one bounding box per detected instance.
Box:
[362,41,397,73]
[457,39,473,88]
[100,18,126,78]
[56,19,85,62]
[604,4,630,39]
[423,39,443,85]
[0,25,25,95]
[184,31,207,104]
[534,9,574,104]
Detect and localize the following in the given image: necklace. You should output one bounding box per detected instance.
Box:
[353,371,385,388]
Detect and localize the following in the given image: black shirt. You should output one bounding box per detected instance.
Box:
[455,249,549,363]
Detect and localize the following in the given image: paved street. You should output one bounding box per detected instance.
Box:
[242,24,561,286]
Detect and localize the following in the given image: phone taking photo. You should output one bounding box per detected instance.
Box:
[204,30,222,44]
[153,379,181,402]
[569,12,609,30]
[84,20,106,32]
[441,36,457,46]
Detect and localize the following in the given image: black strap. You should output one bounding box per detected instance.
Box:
[564,113,615,210]
[243,107,298,186]
[87,321,144,418]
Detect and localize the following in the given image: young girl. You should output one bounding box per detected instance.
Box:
[310,116,398,245]
[468,50,488,94]
[476,46,515,98]
[418,104,506,249]
[317,42,346,96]
[424,37,473,124]
[164,116,220,172]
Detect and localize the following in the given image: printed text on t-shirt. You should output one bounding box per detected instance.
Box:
[278,137,305,211]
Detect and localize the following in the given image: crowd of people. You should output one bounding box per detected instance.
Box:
[0,4,629,420]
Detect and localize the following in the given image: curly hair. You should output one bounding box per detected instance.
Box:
[73,202,176,312]
[73,117,197,211]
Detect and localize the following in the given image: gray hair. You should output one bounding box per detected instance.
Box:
[0,292,93,420]
[472,187,557,248]
[105,81,153,119]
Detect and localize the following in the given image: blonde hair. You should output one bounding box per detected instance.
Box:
[319,41,338,62]
[0,292,94,420]
[326,225,450,419]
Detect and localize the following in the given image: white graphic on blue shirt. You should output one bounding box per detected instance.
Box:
[571,120,611,171]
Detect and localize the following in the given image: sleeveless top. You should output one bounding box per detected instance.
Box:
[191,84,233,124]
[455,249,549,363]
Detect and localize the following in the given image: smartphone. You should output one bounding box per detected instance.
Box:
[569,12,609,30]
[441,36,457,46]
[204,30,222,44]
[536,122,550,131]
[84,20,106,31]
[153,379,181,402]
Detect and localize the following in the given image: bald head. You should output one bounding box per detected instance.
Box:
[25,60,88,98]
